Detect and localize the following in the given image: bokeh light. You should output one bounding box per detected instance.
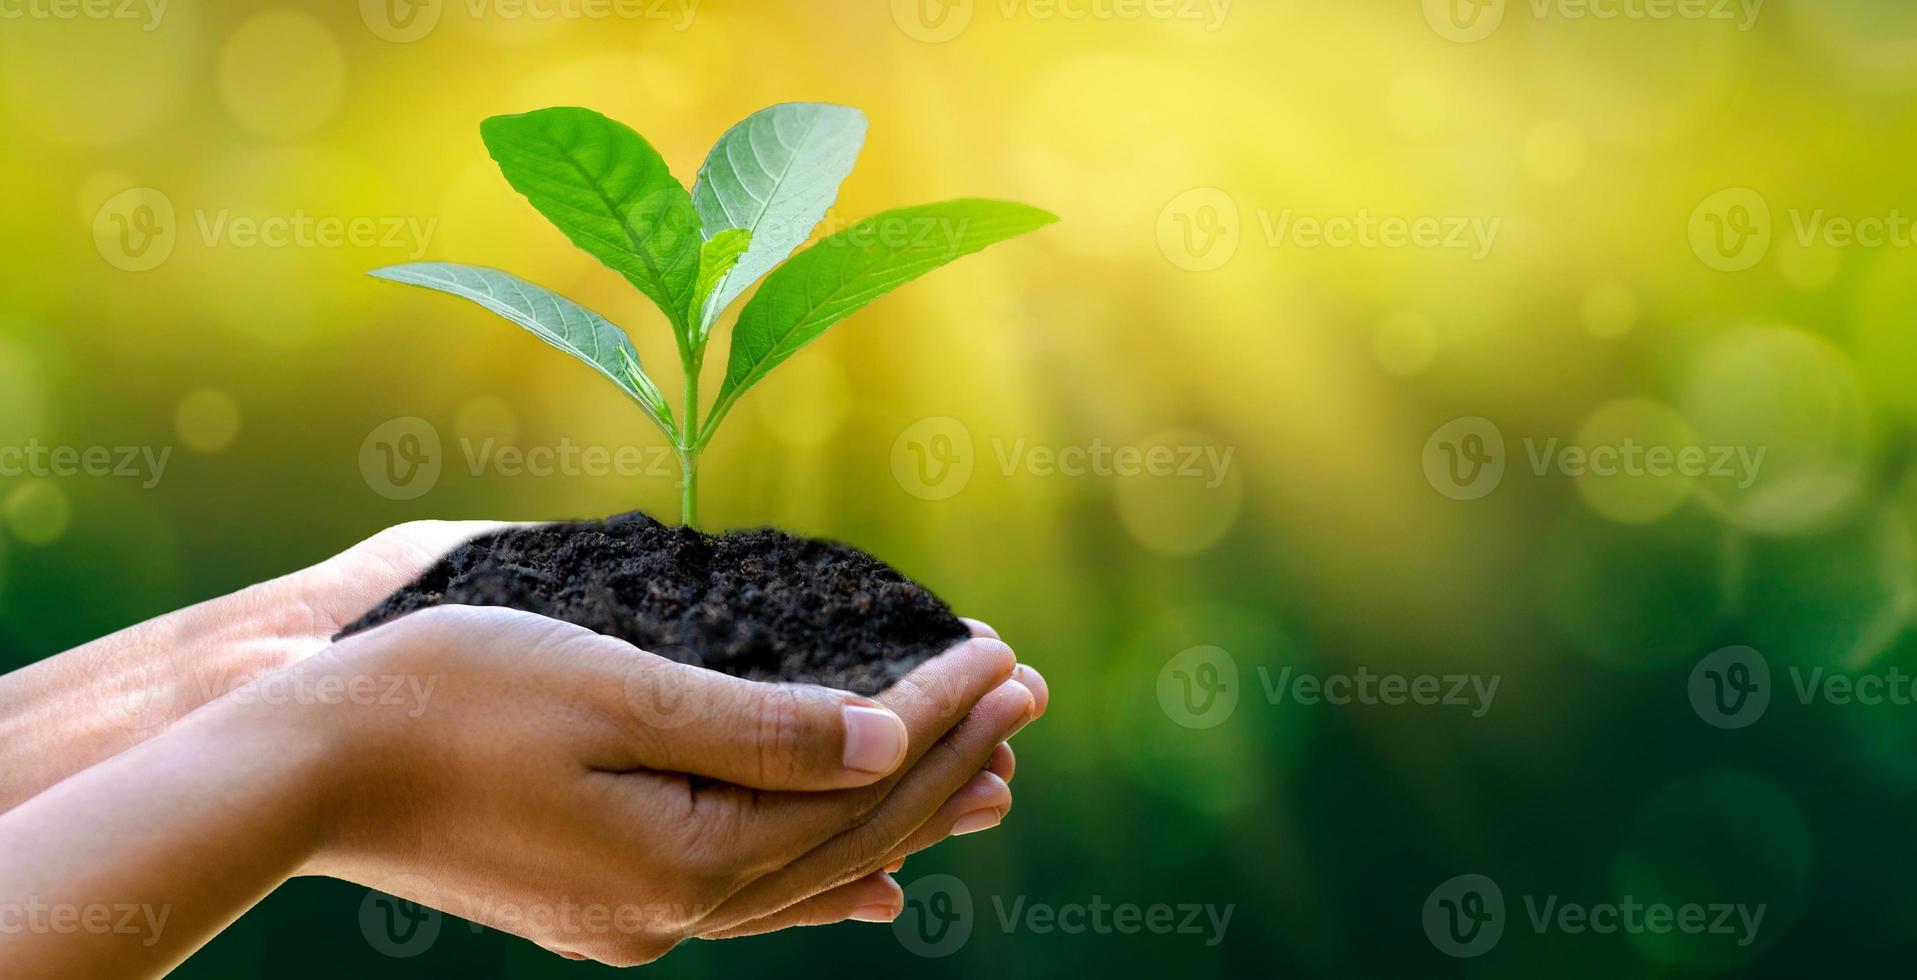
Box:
[3,3,1915,976]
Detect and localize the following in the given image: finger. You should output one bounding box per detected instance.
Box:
[877,771,1012,870]
[720,637,1019,853]
[1013,664,1050,721]
[988,741,1015,782]
[877,638,1020,777]
[297,521,530,633]
[699,872,903,939]
[876,743,1011,875]
[699,677,1035,932]
[958,619,1049,721]
[606,656,911,791]
[869,743,1014,876]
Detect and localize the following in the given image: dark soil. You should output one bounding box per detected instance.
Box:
[335,511,970,695]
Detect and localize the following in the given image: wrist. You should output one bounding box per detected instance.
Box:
[244,645,428,877]
[196,686,348,866]
[0,581,313,811]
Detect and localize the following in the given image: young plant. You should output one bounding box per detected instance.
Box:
[370,104,1056,527]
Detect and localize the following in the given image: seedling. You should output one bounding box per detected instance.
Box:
[371,104,1056,527]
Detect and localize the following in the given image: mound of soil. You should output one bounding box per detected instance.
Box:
[335,512,970,695]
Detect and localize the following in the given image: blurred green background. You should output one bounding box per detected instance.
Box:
[6,0,1917,974]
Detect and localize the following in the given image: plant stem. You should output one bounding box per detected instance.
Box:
[679,350,702,528]
[678,447,699,529]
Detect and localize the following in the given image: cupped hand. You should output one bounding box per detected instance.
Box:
[292,604,1043,965]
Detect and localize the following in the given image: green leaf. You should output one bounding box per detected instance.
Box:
[480,107,702,348]
[689,228,752,329]
[709,199,1057,432]
[369,262,677,437]
[690,103,866,336]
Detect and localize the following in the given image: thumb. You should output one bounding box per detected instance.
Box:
[610,656,910,791]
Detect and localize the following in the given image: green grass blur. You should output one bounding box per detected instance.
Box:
[5,0,1917,974]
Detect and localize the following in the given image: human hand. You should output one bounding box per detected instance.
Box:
[292,604,1043,964]
[0,521,510,812]
[0,530,1050,976]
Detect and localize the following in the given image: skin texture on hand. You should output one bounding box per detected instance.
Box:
[0,521,511,812]
[300,606,1038,963]
[0,523,1051,974]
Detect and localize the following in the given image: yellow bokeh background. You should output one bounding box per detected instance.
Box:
[6,1,1917,974]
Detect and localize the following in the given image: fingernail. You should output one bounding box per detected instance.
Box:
[996,678,1037,737]
[1014,665,1049,718]
[952,808,1003,836]
[851,904,901,923]
[842,704,908,775]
